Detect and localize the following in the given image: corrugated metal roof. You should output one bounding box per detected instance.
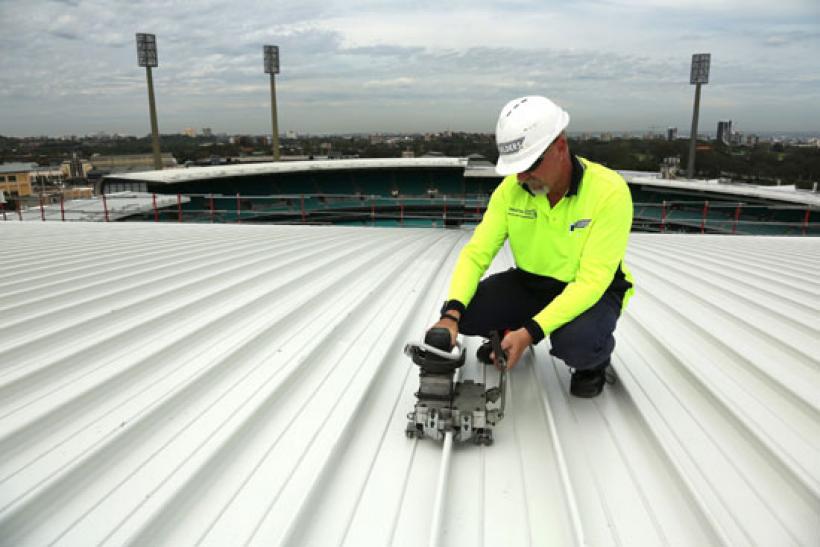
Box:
[106,158,468,184]
[0,223,817,546]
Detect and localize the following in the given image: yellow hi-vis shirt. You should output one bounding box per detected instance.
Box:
[447,155,635,339]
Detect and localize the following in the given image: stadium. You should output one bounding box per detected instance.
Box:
[85,157,819,235]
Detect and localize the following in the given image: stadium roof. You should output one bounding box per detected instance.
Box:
[104,157,819,210]
[0,223,817,545]
[105,158,468,184]
[623,171,820,207]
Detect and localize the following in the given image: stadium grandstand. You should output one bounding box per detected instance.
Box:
[3,157,817,235]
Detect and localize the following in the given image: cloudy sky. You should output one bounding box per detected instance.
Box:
[1,0,818,137]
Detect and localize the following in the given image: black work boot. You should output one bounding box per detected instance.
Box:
[570,360,614,398]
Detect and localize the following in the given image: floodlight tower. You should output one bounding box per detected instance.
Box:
[136,33,162,170]
[687,53,710,179]
[264,45,281,161]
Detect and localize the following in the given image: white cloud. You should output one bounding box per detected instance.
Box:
[0,0,818,135]
[363,77,416,88]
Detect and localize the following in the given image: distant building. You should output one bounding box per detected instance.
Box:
[667,127,678,141]
[201,127,213,137]
[660,156,681,179]
[401,149,415,158]
[731,131,744,147]
[30,165,67,190]
[285,130,297,139]
[717,120,733,146]
[0,162,38,197]
[61,152,91,180]
[746,134,760,147]
[183,128,196,138]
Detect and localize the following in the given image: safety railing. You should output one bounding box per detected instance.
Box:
[633,200,816,236]
[1,192,816,236]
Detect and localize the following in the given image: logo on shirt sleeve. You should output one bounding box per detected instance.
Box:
[570,218,591,231]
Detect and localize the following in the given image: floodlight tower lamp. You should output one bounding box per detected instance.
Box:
[136,33,162,171]
[264,45,281,161]
[687,53,710,179]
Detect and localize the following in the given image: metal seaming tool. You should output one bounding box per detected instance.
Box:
[404,329,507,445]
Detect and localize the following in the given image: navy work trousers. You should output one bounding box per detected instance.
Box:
[458,268,621,370]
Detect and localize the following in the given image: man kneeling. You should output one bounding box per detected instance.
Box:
[430,96,635,398]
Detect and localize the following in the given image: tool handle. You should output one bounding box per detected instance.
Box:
[425,327,452,351]
[489,331,507,419]
[489,331,507,370]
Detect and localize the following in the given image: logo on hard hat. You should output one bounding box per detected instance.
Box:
[497,137,525,156]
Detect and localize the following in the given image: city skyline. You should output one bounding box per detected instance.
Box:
[1,0,819,137]
[9,127,819,142]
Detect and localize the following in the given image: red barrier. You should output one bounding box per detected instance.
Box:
[803,207,811,236]
[39,196,45,221]
[209,194,215,223]
[443,195,447,223]
[60,194,65,222]
[660,201,667,233]
[152,193,159,222]
[102,193,109,222]
[400,201,404,225]
[700,200,709,234]
[236,192,241,224]
[732,203,741,235]
[177,193,182,223]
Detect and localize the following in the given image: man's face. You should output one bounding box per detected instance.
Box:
[517,136,564,192]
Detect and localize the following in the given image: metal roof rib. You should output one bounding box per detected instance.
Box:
[0,224,818,546]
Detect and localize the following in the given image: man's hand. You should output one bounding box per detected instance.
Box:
[428,311,461,348]
[493,328,533,369]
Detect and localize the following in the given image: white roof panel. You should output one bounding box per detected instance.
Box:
[105,158,468,184]
[0,223,817,546]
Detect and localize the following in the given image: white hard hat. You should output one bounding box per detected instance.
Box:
[494,96,570,176]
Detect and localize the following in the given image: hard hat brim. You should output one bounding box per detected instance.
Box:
[495,144,549,176]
